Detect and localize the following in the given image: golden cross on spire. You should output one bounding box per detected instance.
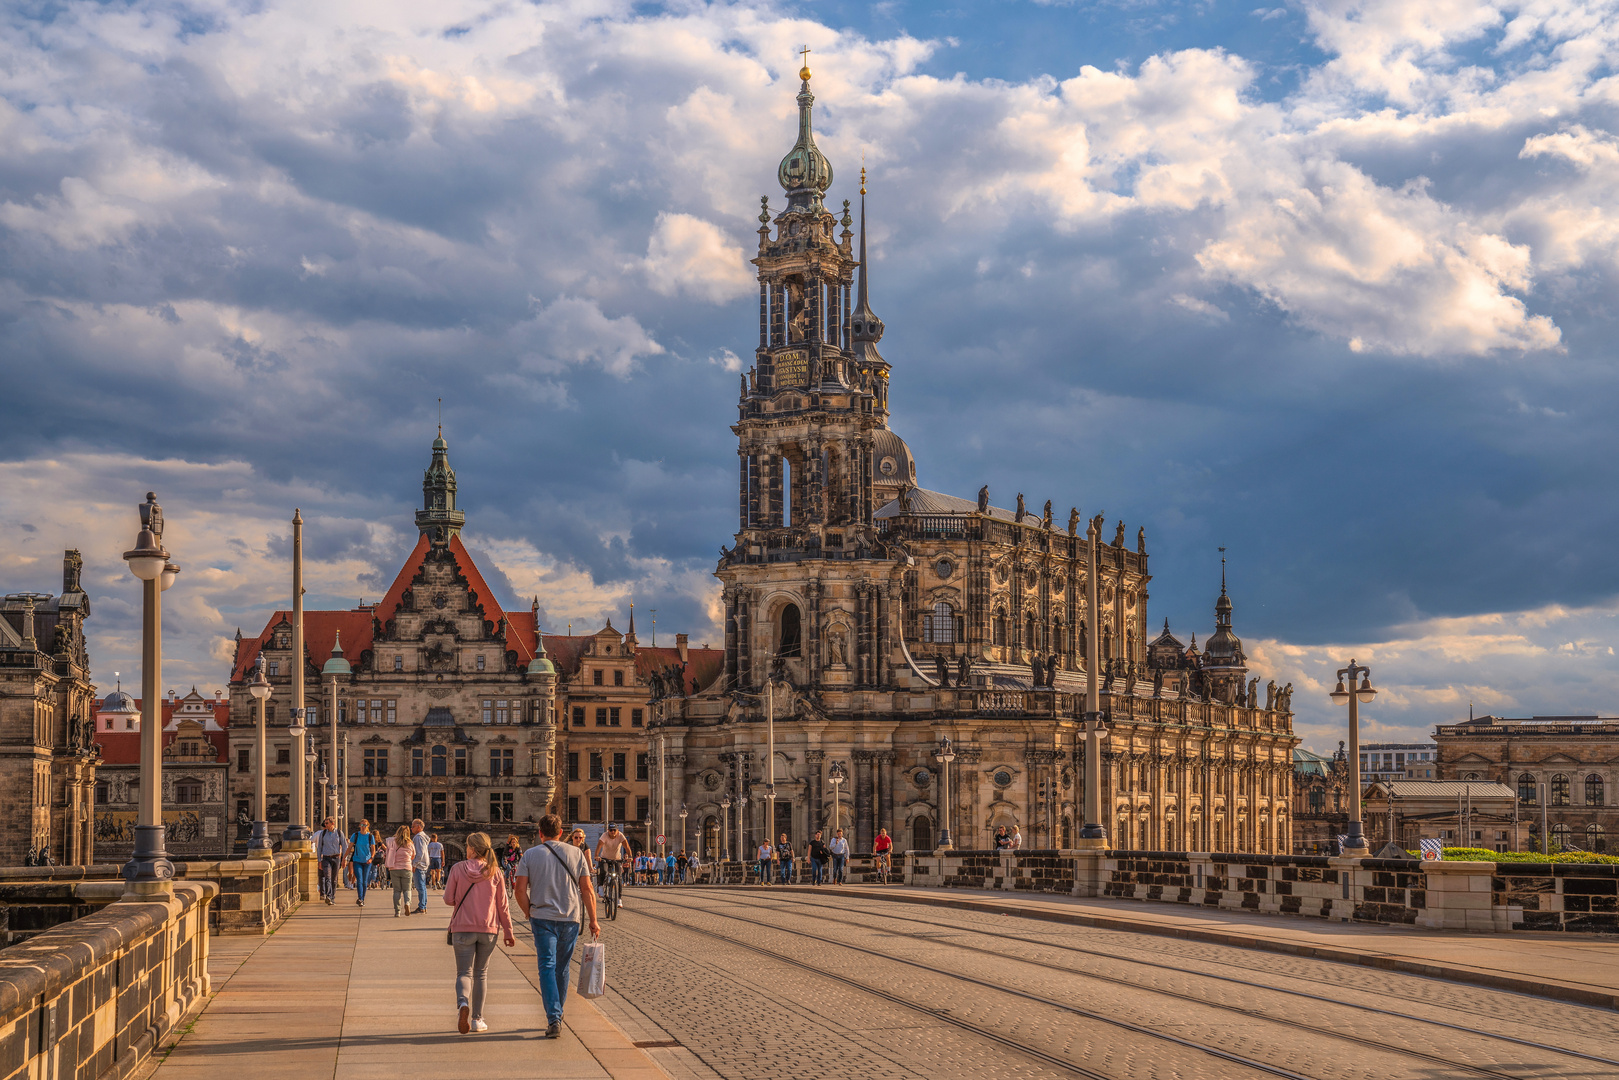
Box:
[798,45,812,81]
[860,153,867,195]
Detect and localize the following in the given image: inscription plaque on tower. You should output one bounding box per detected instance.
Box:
[775,349,809,387]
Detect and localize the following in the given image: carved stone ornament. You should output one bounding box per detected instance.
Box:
[427,688,452,700]
[913,768,933,788]
[1051,576,1065,594]
[933,557,955,580]
[993,562,1009,585]
[702,771,722,792]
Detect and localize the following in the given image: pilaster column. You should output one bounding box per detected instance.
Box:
[806,749,825,835]
[957,748,982,848]
[853,750,875,851]
[876,750,894,841]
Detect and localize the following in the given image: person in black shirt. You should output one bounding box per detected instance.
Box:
[776,834,795,884]
[994,826,1012,850]
[807,830,830,885]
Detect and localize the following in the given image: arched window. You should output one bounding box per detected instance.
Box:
[778,603,802,657]
[1165,769,1176,794]
[993,610,1008,646]
[1517,773,1536,803]
[1551,773,1571,806]
[1586,774,1604,806]
[910,816,933,852]
[1551,823,1572,850]
[1139,763,1150,790]
[1259,819,1270,851]
[1052,618,1064,654]
[1588,823,1607,853]
[1116,813,1131,848]
[924,602,957,644]
[1164,819,1176,850]
[431,745,447,777]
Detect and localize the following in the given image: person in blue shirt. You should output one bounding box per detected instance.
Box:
[348,819,375,906]
[665,852,677,885]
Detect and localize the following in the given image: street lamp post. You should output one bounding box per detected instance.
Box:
[285,509,309,843]
[342,732,351,832]
[721,795,732,863]
[122,492,180,889]
[764,667,777,876]
[247,658,273,855]
[934,737,956,850]
[679,804,689,856]
[828,761,846,838]
[304,745,318,833]
[1329,659,1378,855]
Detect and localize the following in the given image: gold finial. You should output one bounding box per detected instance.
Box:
[799,45,811,82]
[860,157,866,195]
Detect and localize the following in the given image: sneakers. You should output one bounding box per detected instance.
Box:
[471,1019,488,1033]
[458,1005,471,1035]
[545,1021,562,1039]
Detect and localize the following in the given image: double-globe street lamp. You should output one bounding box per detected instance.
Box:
[122,492,181,888]
[828,761,847,839]
[247,658,273,855]
[934,736,957,850]
[1329,660,1378,855]
[721,795,732,863]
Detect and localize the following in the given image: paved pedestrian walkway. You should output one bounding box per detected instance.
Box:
[799,885,1619,1009]
[135,894,669,1080]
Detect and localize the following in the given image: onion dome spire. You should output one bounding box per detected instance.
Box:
[777,48,833,211]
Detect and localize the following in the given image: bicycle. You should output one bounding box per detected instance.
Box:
[599,860,622,921]
[874,851,892,885]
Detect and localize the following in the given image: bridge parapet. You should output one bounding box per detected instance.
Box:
[0,881,215,1080]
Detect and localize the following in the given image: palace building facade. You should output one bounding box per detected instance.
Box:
[1,552,99,866]
[226,434,719,857]
[649,65,1298,857]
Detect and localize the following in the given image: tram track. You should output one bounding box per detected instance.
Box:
[623,890,1597,1080]
[704,888,1619,1073]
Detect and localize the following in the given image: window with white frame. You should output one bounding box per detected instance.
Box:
[495,700,509,724]
[481,700,493,724]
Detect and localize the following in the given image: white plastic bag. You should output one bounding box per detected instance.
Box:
[577,941,606,998]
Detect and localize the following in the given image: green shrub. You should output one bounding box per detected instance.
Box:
[1405,846,1619,865]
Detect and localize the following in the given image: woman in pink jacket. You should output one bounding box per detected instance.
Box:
[384,825,415,916]
[444,831,515,1034]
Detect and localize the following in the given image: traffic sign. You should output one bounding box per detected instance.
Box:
[657,833,666,847]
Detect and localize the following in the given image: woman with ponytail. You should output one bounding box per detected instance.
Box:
[443,831,515,1034]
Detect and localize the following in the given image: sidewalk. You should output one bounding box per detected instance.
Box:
[136,890,669,1080]
[794,885,1619,1010]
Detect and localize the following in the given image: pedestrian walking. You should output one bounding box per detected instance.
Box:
[410,819,431,912]
[808,831,829,885]
[1010,825,1023,849]
[444,831,515,1035]
[676,850,688,884]
[370,829,387,888]
[428,833,445,889]
[348,818,375,907]
[664,850,676,885]
[514,814,601,1040]
[756,840,773,886]
[829,829,849,884]
[385,825,415,916]
[994,826,1011,850]
[312,817,345,905]
[776,834,794,884]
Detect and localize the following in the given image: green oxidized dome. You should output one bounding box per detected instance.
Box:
[777,68,833,209]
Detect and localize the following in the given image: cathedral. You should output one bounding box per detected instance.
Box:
[648,62,1298,856]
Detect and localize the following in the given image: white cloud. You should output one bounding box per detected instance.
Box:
[643,213,754,304]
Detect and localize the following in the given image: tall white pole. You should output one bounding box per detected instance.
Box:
[286,509,307,841]
[766,674,776,871]
[1080,516,1105,840]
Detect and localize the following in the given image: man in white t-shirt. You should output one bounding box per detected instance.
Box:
[829,829,850,885]
[409,819,431,913]
[515,814,600,1039]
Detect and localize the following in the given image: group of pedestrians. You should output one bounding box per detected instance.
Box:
[994,825,1024,850]
[626,848,699,885]
[755,826,880,885]
[308,816,448,913]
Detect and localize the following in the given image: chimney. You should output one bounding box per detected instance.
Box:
[676,633,689,664]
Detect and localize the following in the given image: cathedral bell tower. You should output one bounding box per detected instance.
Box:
[719,57,906,693]
[415,427,466,547]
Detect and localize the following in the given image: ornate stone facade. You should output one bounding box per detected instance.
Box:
[92,687,231,859]
[1435,713,1619,853]
[226,434,561,856]
[650,68,1298,857]
[0,552,98,866]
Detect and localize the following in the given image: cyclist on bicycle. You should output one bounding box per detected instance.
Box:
[873,827,894,883]
[594,824,631,908]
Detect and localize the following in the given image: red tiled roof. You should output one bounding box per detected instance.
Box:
[634,646,724,695]
[92,697,230,764]
[231,609,375,682]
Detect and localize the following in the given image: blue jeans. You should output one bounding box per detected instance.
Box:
[530,917,581,1025]
[831,854,847,883]
[758,859,770,883]
[412,867,428,910]
[810,858,825,884]
[351,861,369,902]
[779,858,794,884]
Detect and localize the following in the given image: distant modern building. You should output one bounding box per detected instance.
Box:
[1435,713,1617,853]
[92,686,232,860]
[1,551,99,866]
[1359,742,1437,781]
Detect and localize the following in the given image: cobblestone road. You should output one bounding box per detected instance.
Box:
[594,888,1619,1080]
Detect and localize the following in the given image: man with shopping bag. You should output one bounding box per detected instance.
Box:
[515,814,601,1039]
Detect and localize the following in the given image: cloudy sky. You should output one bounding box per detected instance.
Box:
[5,0,1619,754]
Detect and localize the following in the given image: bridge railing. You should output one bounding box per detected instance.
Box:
[0,881,215,1080]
